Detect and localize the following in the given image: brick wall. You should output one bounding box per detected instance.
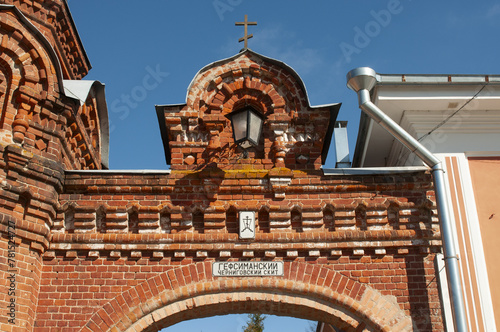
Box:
[32,169,445,331]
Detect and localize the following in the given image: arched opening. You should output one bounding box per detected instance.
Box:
[192,209,204,233]
[355,204,367,231]
[258,207,270,233]
[83,262,412,332]
[96,206,106,233]
[323,205,335,231]
[291,207,302,232]
[126,291,366,332]
[226,206,238,234]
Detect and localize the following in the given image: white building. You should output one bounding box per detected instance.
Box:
[352,72,500,332]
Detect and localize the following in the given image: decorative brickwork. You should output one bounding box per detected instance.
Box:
[0,6,106,170]
[0,4,107,331]
[157,50,339,171]
[32,169,444,331]
[83,262,413,331]
[1,0,90,79]
[0,2,447,331]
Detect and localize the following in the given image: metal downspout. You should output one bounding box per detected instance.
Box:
[346,67,468,332]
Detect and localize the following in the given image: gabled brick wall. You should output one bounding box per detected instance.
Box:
[157,50,339,171]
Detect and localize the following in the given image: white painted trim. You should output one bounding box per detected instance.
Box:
[447,155,479,331]
[437,153,497,331]
[322,166,428,175]
[464,151,500,158]
[456,154,497,331]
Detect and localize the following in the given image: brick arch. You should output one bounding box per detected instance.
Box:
[221,88,278,118]
[0,6,65,143]
[196,78,285,120]
[0,6,63,97]
[186,52,307,118]
[81,261,412,332]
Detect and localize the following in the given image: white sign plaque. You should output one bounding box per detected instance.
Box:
[213,261,284,277]
[239,211,255,239]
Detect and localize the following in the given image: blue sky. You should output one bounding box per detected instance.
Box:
[160,314,316,332]
[66,0,500,330]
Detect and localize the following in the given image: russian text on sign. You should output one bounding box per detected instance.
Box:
[213,261,284,277]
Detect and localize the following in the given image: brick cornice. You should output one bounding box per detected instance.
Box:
[62,168,432,195]
[49,229,439,245]
[45,230,441,262]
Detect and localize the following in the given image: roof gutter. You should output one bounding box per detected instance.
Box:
[347,67,468,332]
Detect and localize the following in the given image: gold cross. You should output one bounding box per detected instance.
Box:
[235,15,257,49]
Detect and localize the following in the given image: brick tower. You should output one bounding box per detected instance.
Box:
[0,1,108,330]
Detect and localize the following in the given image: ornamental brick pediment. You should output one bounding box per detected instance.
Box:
[156,49,340,171]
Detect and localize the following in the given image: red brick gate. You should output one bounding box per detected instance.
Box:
[48,166,440,332]
[0,2,445,331]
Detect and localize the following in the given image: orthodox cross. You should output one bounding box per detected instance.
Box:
[235,15,257,49]
[241,215,254,233]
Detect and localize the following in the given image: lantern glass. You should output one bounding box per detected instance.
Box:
[231,110,248,142]
[228,107,264,150]
[248,110,263,145]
